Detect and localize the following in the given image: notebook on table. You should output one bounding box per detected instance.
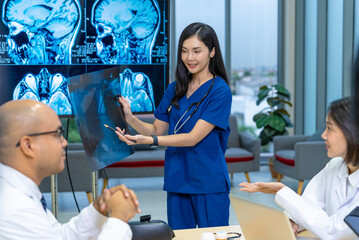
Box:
[230,194,319,240]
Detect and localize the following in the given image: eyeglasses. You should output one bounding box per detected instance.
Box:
[15,128,65,147]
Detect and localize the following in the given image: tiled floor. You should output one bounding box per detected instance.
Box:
[44,164,309,225]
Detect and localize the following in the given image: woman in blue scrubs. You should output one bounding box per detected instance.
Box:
[116,22,232,230]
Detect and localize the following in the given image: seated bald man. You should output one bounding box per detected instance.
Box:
[0,99,140,240]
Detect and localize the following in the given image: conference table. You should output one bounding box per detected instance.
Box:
[173,225,318,240]
[174,225,244,240]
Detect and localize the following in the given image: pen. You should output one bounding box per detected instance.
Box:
[104,124,137,143]
[104,124,118,133]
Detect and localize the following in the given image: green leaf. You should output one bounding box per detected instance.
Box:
[253,113,263,121]
[280,99,293,107]
[259,127,277,145]
[253,113,269,128]
[259,131,271,146]
[267,97,281,107]
[277,91,291,100]
[274,84,290,98]
[276,109,290,117]
[259,85,269,91]
[263,127,277,136]
[258,125,290,146]
[256,88,271,105]
[281,114,293,127]
[274,110,293,127]
[267,115,286,131]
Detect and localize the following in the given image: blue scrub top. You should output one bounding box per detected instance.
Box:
[155,76,232,194]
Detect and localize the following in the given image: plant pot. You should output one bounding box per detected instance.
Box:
[268,160,278,179]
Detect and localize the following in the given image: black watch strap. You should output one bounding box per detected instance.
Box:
[151,135,158,146]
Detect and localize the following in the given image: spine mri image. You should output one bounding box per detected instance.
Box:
[91,0,160,64]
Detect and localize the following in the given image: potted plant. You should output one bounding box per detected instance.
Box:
[253,84,293,178]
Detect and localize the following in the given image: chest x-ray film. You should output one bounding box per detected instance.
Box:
[68,67,134,171]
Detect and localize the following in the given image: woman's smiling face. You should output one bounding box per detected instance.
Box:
[321,115,348,159]
[181,35,215,77]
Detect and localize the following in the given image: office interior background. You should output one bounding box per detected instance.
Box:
[44,0,359,224]
[170,0,358,138]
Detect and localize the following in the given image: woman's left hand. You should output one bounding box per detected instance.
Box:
[239,182,286,194]
[115,127,151,145]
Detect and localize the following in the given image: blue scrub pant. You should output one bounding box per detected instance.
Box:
[167,191,230,230]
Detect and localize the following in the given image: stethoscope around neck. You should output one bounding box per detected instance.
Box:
[167,75,216,134]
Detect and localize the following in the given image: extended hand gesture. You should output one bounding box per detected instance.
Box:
[239,182,286,194]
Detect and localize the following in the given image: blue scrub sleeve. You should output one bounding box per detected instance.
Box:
[200,85,232,131]
[154,82,175,123]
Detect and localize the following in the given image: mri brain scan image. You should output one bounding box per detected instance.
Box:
[13,68,72,115]
[91,0,160,64]
[2,0,81,64]
[119,68,154,112]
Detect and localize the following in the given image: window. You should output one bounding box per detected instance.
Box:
[230,0,278,138]
[175,0,225,59]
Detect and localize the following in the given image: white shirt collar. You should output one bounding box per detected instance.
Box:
[0,162,42,202]
[337,160,359,184]
[335,159,359,199]
[347,166,359,190]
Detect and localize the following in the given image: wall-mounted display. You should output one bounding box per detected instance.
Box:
[0,0,169,115]
[0,65,85,117]
[0,0,169,170]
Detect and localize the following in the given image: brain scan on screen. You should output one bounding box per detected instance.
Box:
[13,68,72,115]
[97,68,155,112]
[119,68,154,112]
[91,0,160,64]
[2,0,81,64]
[0,0,168,117]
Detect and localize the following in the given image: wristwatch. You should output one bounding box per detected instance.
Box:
[150,135,158,147]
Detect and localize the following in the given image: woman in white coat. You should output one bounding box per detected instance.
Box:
[239,97,359,240]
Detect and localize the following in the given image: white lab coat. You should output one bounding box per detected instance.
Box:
[275,157,359,240]
[0,162,132,240]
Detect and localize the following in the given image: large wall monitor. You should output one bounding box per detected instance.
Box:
[0,0,169,170]
[0,0,169,116]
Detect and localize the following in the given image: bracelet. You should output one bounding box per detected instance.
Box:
[151,135,158,146]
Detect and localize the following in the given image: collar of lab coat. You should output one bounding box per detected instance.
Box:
[336,159,359,204]
[0,162,42,203]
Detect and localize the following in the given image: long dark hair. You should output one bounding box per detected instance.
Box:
[328,97,359,166]
[172,22,228,108]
